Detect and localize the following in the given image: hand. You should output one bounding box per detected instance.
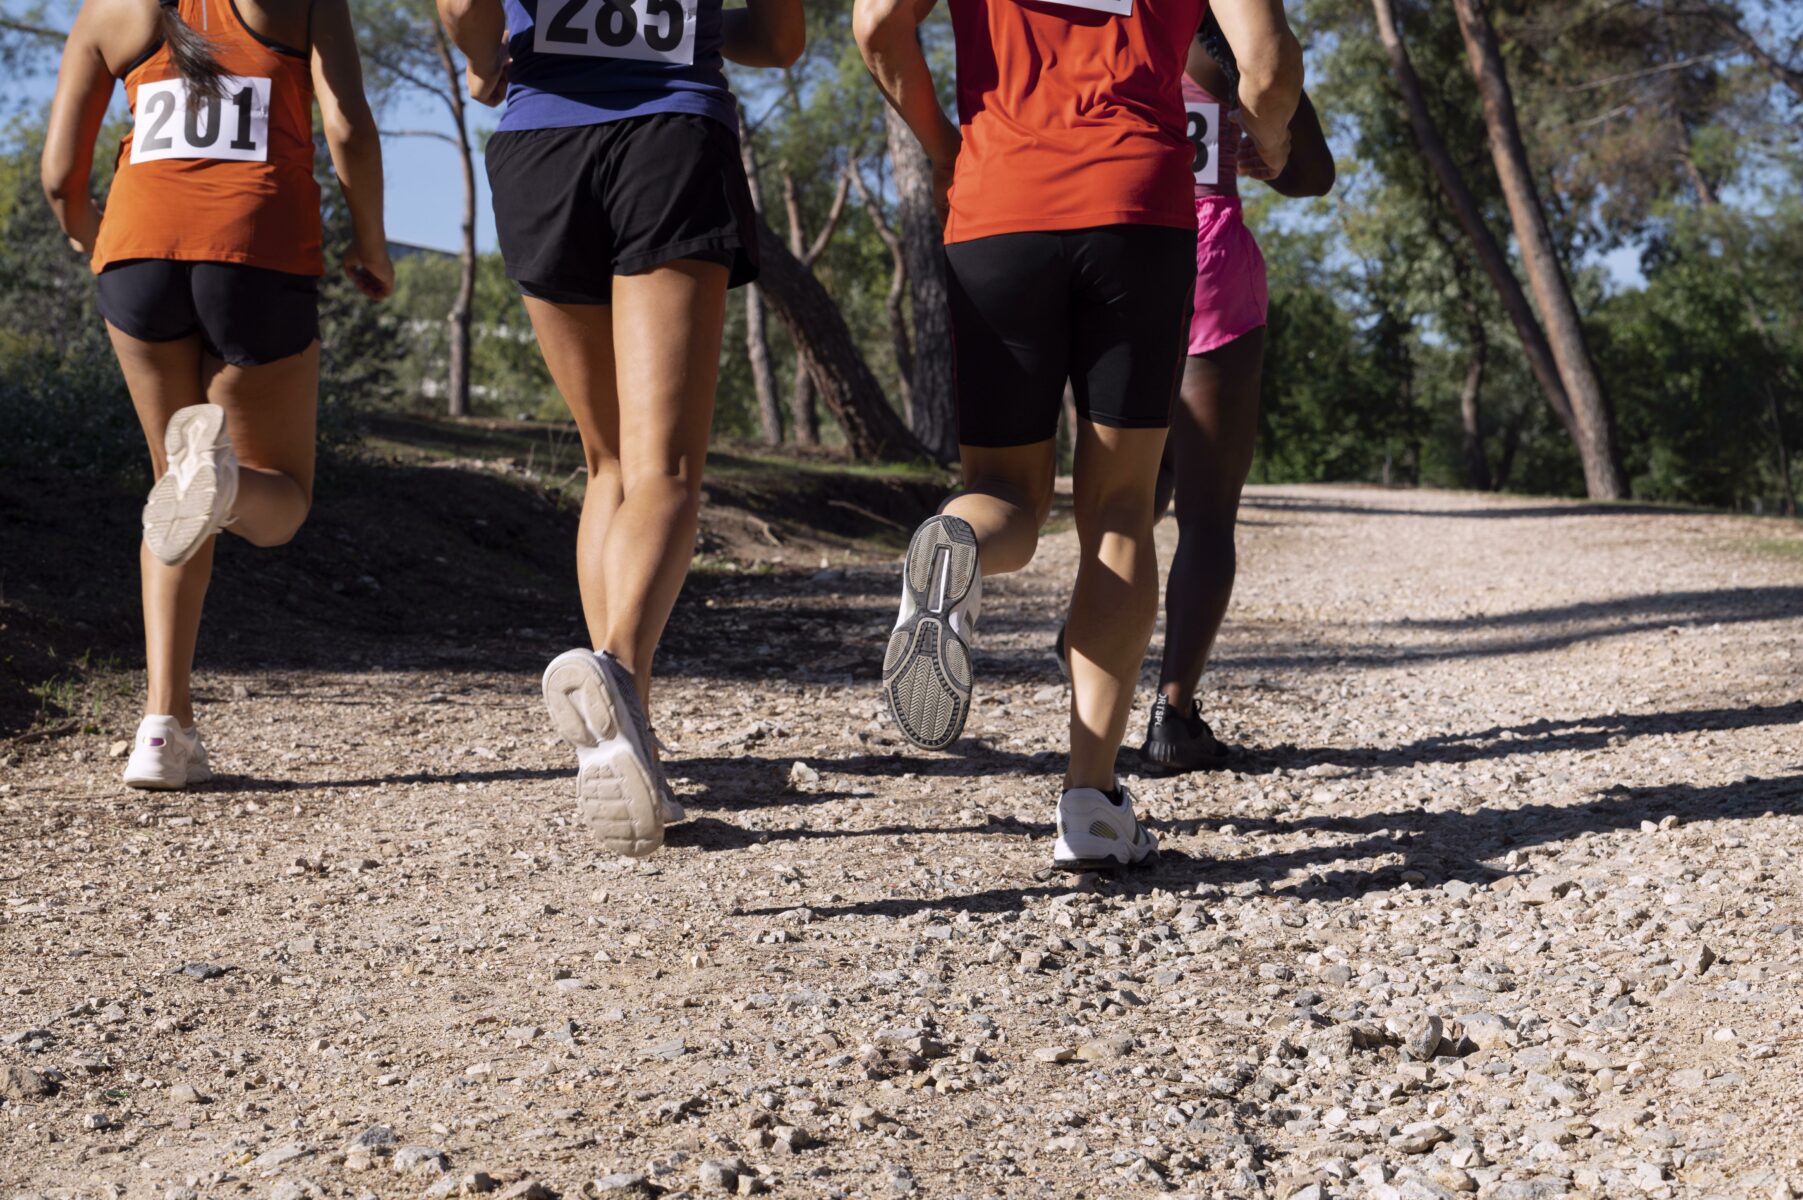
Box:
[467,38,510,107]
[344,243,394,300]
[1233,121,1290,183]
[65,197,101,256]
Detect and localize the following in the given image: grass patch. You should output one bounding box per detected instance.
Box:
[1739,536,1803,561]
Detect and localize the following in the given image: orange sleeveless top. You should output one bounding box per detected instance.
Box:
[92,0,322,276]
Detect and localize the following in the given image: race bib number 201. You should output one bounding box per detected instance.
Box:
[1185,100,1220,186]
[536,0,698,64]
[130,76,271,164]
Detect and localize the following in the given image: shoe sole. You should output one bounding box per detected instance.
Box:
[1052,837,1158,872]
[882,516,978,750]
[543,652,663,859]
[122,753,212,791]
[143,405,230,567]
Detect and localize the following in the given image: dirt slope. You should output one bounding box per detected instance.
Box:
[3,485,1802,1200]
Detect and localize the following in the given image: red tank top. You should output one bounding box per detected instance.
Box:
[944,0,1206,245]
[1181,74,1238,200]
[92,0,322,276]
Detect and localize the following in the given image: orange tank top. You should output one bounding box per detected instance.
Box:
[92,0,322,276]
[944,0,1205,245]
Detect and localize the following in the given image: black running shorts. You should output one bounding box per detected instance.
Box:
[944,225,1196,447]
[96,259,320,367]
[486,112,760,306]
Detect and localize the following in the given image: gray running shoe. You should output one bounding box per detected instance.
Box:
[542,649,667,858]
[882,514,981,749]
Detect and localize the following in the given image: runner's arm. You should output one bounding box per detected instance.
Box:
[312,0,392,297]
[1264,91,1333,198]
[723,0,805,68]
[1209,0,1303,177]
[40,0,122,255]
[438,0,509,106]
[854,0,958,213]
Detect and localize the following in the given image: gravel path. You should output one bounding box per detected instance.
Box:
[4,484,1802,1200]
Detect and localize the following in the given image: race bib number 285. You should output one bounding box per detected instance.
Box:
[536,0,698,65]
[131,76,271,164]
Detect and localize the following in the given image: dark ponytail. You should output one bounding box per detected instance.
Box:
[1197,10,1240,95]
[156,0,225,103]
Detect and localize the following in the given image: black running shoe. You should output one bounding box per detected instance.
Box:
[1140,694,1230,772]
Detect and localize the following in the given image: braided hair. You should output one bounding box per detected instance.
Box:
[1197,10,1240,96]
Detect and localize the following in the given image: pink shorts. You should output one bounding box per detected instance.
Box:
[1188,196,1268,356]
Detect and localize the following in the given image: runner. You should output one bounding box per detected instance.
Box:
[41,0,392,790]
[436,0,804,858]
[1140,15,1334,771]
[855,0,1302,868]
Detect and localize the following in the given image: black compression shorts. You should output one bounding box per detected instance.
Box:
[96,259,319,367]
[486,112,760,306]
[944,225,1196,448]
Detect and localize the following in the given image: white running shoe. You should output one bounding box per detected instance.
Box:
[143,404,239,567]
[122,715,214,790]
[1053,784,1158,870]
[542,649,666,858]
[882,514,981,750]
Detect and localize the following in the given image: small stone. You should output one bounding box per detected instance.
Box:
[591,1176,653,1196]
[82,1111,111,1130]
[1,1065,54,1101]
[1684,945,1717,976]
[1033,1046,1075,1064]
[496,1182,553,1200]
[697,1160,738,1192]
[787,761,820,789]
[168,1083,204,1105]
[250,1145,308,1173]
[1393,1122,1450,1154]
[175,962,229,980]
[1519,875,1576,905]
[393,1146,449,1175]
[108,740,130,759]
[888,1167,918,1194]
[1077,1035,1133,1062]
[1461,1012,1515,1051]
[849,1105,882,1131]
[1402,1014,1444,1061]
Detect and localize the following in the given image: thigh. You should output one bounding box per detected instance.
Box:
[203,343,322,501]
[1172,329,1265,520]
[610,260,729,488]
[106,324,207,475]
[1068,226,1196,433]
[944,233,1071,449]
[958,438,1060,517]
[523,296,622,474]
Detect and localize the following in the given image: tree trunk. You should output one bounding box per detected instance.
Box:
[737,122,783,445]
[753,219,926,462]
[435,27,475,420]
[1458,319,1492,492]
[886,106,958,464]
[781,170,852,449]
[1493,409,1524,491]
[1451,0,1628,499]
[789,368,820,447]
[850,166,915,425]
[1368,0,1576,446]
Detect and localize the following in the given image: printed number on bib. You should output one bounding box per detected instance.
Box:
[131,76,272,165]
[1186,100,1220,186]
[1022,0,1132,15]
[537,0,697,64]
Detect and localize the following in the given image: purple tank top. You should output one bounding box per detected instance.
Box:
[1182,75,1238,200]
[497,0,736,133]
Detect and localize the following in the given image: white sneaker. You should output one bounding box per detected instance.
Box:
[1053,784,1158,870]
[542,649,665,858]
[882,514,981,749]
[122,715,214,790]
[143,403,239,567]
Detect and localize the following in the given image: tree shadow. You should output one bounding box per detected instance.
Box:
[1240,495,1711,521]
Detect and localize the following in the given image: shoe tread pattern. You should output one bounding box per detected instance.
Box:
[883,517,978,750]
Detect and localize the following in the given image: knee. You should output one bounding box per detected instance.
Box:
[1074,485,1156,542]
[235,503,311,548]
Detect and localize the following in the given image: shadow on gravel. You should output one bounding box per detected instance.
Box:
[201,766,567,791]
[1242,496,1706,521]
[754,772,1803,919]
[1213,699,1803,776]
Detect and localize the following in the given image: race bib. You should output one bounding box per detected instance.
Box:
[1027,0,1133,14]
[1185,100,1220,186]
[535,0,697,64]
[130,76,271,165]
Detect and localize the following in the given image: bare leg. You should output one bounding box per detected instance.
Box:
[521,297,623,654]
[110,327,321,725]
[1066,421,1170,791]
[942,440,1058,576]
[1158,329,1265,710]
[525,261,727,709]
